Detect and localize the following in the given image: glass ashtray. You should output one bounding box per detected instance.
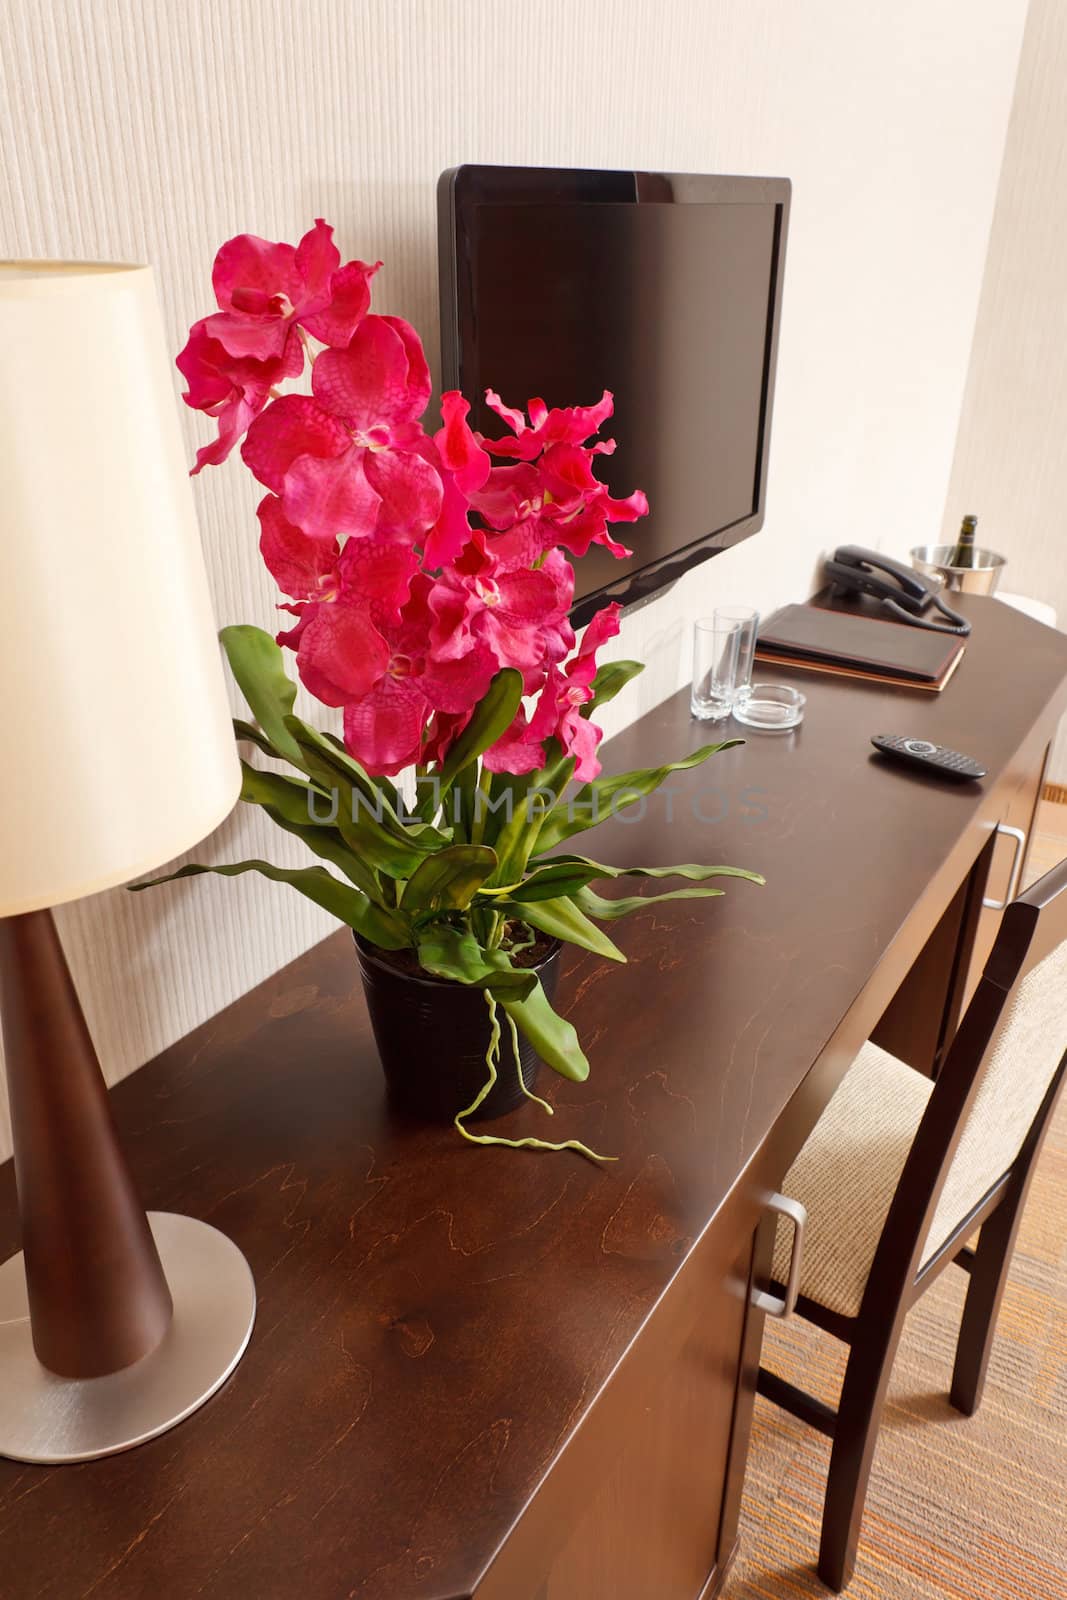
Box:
[732,683,806,730]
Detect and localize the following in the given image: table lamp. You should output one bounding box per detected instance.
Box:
[0,262,254,1463]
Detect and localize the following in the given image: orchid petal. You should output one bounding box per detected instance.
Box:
[435,391,491,493]
[482,709,546,775]
[189,391,262,474]
[212,233,302,314]
[294,603,390,706]
[343,676,430,776]
[205,310,295,366]
[422,640,499,714]
[564,712,603,782]
[337,533,418,626]
[257,495,341,598]
[495,566,559,625]
[423,473,473,568]
[577,600,622,661]
[468,464,542,529]
[379,316,432,418]
[313,315,428,431]
[484,389,528,436]
[242,394,349,493]
[293,219,341,307]
[362,445,443,537]
[281,446,382,542]
[302,258,381,347]
[176,319,238,410]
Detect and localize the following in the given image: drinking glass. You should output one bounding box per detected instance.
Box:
[691,618,741,721]
[714,606,759,706]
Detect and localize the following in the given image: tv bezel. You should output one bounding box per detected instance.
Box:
[437,164,791,629]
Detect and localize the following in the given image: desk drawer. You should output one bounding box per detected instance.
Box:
[477,1212,764,1600]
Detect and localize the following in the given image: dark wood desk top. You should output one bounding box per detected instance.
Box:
[1,597,1065,1600]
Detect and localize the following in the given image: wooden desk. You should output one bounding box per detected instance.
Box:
[1,596,1065,1599]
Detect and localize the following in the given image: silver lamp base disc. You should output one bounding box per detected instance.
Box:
[0,1212,256,1464]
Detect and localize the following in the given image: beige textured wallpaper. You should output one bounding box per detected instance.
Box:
[0,0,1027,1158]
[943,0,1067,783]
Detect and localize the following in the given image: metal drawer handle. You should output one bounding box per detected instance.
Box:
[752,1193,807,1320]
[982,823,1027,911]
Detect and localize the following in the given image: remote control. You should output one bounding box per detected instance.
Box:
[871,734,987,782]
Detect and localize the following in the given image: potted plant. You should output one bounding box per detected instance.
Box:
[136,221,762,1159]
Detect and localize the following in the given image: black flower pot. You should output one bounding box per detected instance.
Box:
[354,933,562,1123]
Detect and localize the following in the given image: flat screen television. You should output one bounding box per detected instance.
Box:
[438,165,790,628]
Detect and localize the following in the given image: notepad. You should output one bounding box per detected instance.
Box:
[755,604,966,691]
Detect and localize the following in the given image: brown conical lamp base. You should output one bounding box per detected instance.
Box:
[0,909,255,1462]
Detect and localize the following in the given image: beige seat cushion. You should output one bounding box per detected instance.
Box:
[771,938,1067,1319]
[771,1042,932,1319]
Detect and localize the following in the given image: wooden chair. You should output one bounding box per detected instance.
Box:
[757,857,1067,1591]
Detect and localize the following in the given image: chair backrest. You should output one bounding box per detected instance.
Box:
[924,925,1067,1260]
[862,855,1067,1312]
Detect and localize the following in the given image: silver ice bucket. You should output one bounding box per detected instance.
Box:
[910,543,1006,596]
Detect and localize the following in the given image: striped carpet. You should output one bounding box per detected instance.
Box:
[724,807,1067,1599]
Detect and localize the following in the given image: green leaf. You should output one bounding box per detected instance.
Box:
[494,859,605,902]
[130,859,409,948]
[233,718,293,768]
[284,719,450,877]
[439,668,524,784]
[450,760,479,845]
[220,626,303,767]
[575,885,744,920]
[283,720,412,836]
[479,769,532,848]
[488,758,571,886]
[499,895,626,963]
[415,925,537,996]
[491,854,764,904]
[400,845,498,912]
[535,740,744,853]
[498,980,590,1083]
[548,854,763,886]
[582,659,644,718]
[322,731,400,813]
[238,761,382,898]
[239,759,326,817]
[293,722,412,833]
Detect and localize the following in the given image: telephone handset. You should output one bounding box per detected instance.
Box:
[824,546,972,637]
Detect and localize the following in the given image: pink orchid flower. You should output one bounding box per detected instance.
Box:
[177,221,379,473]
[417,392,492,568]
[177,319,303,475]
[241,316,442,544]
[339,576,499,776]
[469,395,647,563]
[179,226,649,781]
[428,530,573,688]
[477,389,616,460]
[485,602,622,780]
[265,492,420,711]
[211,220,373,357]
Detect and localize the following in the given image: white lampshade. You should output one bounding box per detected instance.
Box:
[0,263,241,915]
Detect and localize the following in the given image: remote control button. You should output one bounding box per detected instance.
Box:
[904,739,937,755]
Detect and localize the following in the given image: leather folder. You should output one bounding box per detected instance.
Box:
[756,604,966,690]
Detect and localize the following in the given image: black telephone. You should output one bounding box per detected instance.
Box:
[824,546,971,636]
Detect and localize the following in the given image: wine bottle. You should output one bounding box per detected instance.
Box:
[948,513,978,569]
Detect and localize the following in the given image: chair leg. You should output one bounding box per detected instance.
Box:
[950,1192,1022,1416]
[818,1319,903,1592]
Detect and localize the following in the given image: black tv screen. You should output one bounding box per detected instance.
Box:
[438,166,790,627]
